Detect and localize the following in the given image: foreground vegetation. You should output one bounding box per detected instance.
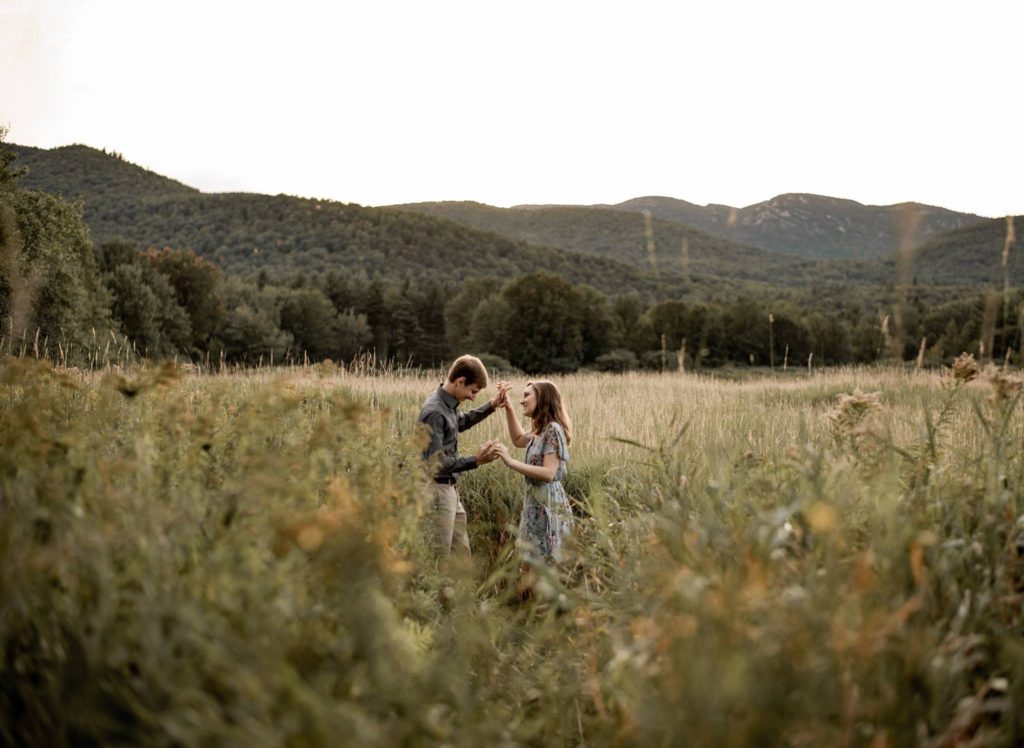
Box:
[2,360,1023,746]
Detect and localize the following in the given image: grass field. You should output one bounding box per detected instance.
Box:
[2,359,1023,746]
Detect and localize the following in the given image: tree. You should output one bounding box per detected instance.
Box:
[0,185,112,358]
[334,309,373,362]
[768,311,813,367]
[0,127,26,192]
[501,273,583,373]
[806,312,854,365]
[412,280,451,366]
[385,283,422,365]
[363,279,390,358]
[468,293,513,357]
[219,304,293,362]
[217,278,292,361]
[683,303,726,367]
[147,248,226,351]
[613,293,656,355]
[850,313,886,363]
[105,264,191,357]
[647,300,689,351]
[444,277,503,354]
[722,297,769,365]
[279,287,341,361]
[576,284,618,364]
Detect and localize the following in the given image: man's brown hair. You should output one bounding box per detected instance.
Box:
[446,355,489,387]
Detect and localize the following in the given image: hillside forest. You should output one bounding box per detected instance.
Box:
[1,135,1022,374]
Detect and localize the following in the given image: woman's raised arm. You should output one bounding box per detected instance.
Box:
[503,401,529,448]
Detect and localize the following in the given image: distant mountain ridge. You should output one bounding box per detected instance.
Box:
[387,200,862,287]
[585,194,983,260]
[900,216,1023,287]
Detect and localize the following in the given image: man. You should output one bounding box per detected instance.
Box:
[419,354,509,555]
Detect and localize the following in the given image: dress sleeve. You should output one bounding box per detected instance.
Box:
[539,423,570,463]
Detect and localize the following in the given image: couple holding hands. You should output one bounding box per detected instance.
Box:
[418,354,574,563]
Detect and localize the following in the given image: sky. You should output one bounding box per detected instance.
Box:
[2,0,1022,217]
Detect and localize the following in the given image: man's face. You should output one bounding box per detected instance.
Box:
[453,378,483,403]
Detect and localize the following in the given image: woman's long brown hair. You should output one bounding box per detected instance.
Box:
[527,380,573,446]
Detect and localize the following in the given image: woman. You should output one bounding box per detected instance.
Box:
[494,380,574,561]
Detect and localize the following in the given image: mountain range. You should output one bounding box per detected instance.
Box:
[595,194,981,260]
[8,142,1019,300]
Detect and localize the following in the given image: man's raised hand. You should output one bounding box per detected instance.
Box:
[491,380,512,409]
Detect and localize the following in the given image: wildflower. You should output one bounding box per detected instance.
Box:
[296,525,324,552]
[806,501,837,533]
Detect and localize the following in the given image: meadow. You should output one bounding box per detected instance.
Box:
[2,358,1023,746]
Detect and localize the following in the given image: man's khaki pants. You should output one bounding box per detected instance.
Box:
[433,483,471,555]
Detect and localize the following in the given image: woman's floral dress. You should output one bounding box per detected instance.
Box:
[518,422,574,561]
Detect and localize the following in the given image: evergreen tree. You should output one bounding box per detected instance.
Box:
[414,280,451,365]
[364,279,389,359]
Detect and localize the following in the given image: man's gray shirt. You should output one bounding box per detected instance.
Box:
[418,386,495,482]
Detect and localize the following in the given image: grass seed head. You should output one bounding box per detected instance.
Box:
[951,352,980,383]
[983,365,1023,403]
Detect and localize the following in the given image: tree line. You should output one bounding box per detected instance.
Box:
[19,228,1024,373]
[2,133,1021,372]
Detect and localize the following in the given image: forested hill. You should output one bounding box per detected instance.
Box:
[10,142,848,296]
[386,201,866,287]
[10,144,198,202]
[11,142,1014,295]
[601,194,983,260]
[896,216,1024,287]
[4,137,1021,372]
[392,201,1020,289]
[7,143,666,293]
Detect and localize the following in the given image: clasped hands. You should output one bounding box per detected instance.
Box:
[475,439,509,465]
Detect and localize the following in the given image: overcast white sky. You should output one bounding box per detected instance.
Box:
[2,0,1021,216]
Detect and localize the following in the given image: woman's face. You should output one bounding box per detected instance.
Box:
[520,385,537,418]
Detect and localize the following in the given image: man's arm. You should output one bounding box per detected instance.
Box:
[423,412,496,474]
[457,401,495,432]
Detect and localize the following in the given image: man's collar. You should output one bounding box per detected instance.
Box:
[438,385,459,408]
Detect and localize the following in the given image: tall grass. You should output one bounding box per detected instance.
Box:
[2,360,1023,745]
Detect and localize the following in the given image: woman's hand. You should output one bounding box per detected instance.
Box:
[493,442,510,463]
[491,381,512,409]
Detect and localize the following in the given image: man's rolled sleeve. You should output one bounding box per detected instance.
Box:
[458,401,494,432]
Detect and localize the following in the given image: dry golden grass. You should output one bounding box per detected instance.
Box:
[3,359,1023,746]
